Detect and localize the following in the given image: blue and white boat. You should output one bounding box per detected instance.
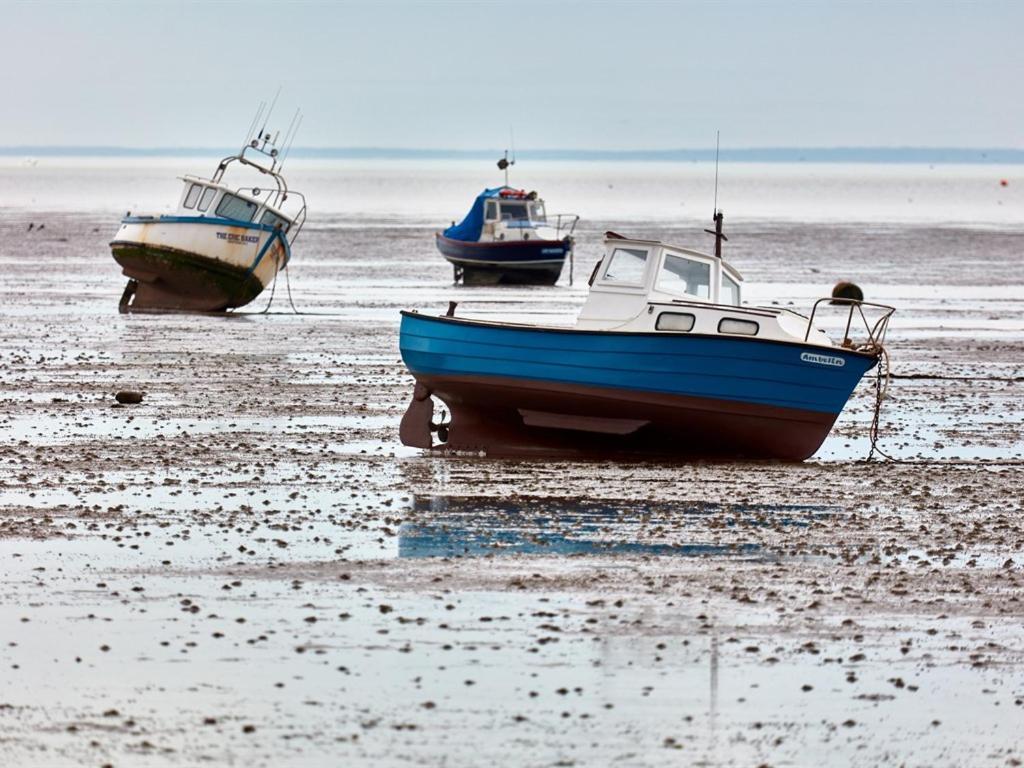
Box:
[111,124,306,312]
[437,162,578,286]
[400,218,894,460]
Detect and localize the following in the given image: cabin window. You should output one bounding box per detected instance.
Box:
[721,274,740,306]
[602,248,648,284]
[529,201,546,222]
[718,318,759,336]
[499,203,529,222]
[215,193,258,222]
[183,183,202,209]
[197,187,217,212]
[657,253,711,299]
[485,201,498,220]
[259,209,291,232]
[656,312,696,332]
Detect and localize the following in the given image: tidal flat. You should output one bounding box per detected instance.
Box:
[1,209,1023,767]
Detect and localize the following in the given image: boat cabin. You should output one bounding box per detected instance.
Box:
[175,177,294,233]
[576,233,830,346]
[477,188,553,241]
[483,190,546,227]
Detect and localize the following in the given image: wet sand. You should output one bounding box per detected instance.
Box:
[1,213,1023,767]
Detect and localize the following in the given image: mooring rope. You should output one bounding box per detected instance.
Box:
[255,255,281,314]
[283,254,300,314]
[867,345,897,462]
[864,346,1024,466]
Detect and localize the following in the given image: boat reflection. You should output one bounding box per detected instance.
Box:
[398,495,835,559]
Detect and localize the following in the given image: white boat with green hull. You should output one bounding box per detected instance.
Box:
[111,121,306,313]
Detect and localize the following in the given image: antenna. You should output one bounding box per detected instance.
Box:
[703,131,728,258]
[279,108,300,162]
[510,126,516,166]
[259,86,282,141]
[245,101,266,144]
[279,112,303,171]
[712,129,720,216]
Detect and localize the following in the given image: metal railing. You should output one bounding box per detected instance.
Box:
[223,185,307,247]
[551,213,580,239]
[804,298,896,351]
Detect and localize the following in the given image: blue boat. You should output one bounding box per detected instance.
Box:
[437,183,578,286]
[401,224,894,460]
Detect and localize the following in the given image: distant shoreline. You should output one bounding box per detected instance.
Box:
[1,146,1023,164]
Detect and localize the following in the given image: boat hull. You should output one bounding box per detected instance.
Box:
[399,312,879,460]
[435,233,569,286]
[111,216,288,312]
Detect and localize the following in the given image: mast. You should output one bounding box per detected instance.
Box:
[497,149,514,187]
[703,210,728,258]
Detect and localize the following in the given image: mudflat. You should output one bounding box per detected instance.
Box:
[1,213,1022,767]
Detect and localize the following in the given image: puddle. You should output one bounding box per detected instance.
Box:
[398,495,835,559]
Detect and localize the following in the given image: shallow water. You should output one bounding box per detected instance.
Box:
[1,160,1023,766]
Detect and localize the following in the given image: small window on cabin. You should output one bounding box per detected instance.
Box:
[602,248,648,284]
[529,201,546,222]
[485,201,498,220]
[500,203,529,222]
[721,274,740,306]
[197,187,217,212]
[657,253,711,299]
[656,312,696,332]
[183,183,202,209]
[259,209,290,232]
[215,193,258,222]
[718,318,759,336]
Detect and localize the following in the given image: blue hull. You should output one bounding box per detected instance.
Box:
[435,233,569,286]
[398,312,879,460]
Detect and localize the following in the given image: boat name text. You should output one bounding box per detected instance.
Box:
[216,232,260,245]
[800,352,846,368]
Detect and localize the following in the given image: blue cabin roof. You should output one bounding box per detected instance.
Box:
[442,187,507,242]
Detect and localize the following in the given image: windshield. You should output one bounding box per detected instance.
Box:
[657,253,711,299]
[215,193,258,223]
[721,274,740,306]
[602,247,649,284]
[259,209,291,232]
[499,203,530,222]
[529,201,546,222]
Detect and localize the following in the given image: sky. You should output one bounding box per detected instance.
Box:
[2,0,1022,150]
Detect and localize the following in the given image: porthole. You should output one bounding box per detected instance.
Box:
[718,318,759,336]
[656,312,696,332]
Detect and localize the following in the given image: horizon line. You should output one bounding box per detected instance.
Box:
[1,145,1023,164]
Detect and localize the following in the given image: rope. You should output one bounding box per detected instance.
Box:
[867,345,897,462]
[863,347,1024,466]
[255,254,280,314]
[889,373,1024,383]
[283,254,300,314]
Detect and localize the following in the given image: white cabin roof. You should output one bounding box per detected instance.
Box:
[578,233,745,328]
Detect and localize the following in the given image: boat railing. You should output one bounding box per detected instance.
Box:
[551,213,580,239]
[285,191,308,246]
[804,298,896,352]
[228,186,307,245]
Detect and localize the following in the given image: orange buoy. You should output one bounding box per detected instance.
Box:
[1000,179,1009,187]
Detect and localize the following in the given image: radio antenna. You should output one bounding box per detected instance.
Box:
[704,131,728,258]
[245,101,266,144]
[279,108,300,159]
[259,86,282,141]
[279,112,303,171]
[712,129,720,216]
